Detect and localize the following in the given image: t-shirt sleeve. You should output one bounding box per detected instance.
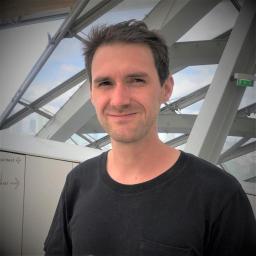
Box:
[44,177,72,255]
[206,185,256,255]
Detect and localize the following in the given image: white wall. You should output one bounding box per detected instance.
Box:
[0,152,25,255]
[0,132,101,255]
[22,155,73,255]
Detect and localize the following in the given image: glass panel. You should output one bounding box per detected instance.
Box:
[69,133,90,146]
[66,138,77,146]
[171,65,217,100]
[101,144,112,151]
[8,112,48,136]
[42,83,83,115]
[88,133,108,141]
[22,37,85,102]
[180,99,204,115]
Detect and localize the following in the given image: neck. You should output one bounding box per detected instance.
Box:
[107,132,180,184]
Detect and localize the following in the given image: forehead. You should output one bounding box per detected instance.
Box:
[91,42,156,76]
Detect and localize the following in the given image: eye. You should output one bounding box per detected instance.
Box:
[129,77,146,85]
[98,80,112,87]
[134,78,145,83]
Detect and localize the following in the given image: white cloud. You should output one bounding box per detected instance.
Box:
[60,64,81,75]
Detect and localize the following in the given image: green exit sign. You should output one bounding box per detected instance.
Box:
[236,79,254,87]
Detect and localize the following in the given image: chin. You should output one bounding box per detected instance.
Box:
[109,131,148,144]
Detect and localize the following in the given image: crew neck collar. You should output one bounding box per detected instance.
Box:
[99,150,188,194]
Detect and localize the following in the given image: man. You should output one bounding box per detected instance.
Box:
[44,20,256,255]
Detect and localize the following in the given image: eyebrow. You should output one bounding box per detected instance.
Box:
[93,72,149,84]
[126,72,148,79]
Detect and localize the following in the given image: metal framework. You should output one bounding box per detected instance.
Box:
[1,0,255,168]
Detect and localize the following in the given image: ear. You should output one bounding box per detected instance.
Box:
[160,75,174,103]
[90,85,95,106]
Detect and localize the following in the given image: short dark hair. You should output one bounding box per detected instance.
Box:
[83,19,169,86]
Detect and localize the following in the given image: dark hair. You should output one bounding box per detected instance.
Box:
[83,19,169,86]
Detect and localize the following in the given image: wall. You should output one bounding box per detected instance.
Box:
[0,151,74,255]
[0,131,101,255]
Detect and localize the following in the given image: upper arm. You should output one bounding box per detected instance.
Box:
[44,179,72,255]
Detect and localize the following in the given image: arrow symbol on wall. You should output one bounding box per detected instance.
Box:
[10,177,20,189]
[16,157,21,164]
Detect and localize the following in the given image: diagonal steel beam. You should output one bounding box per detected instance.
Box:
[237,103,256,117]
[160,0,221,46]
[18,100,52,120]
[87,135,110,149]
[0,12,70,30]
[0,0,90,128]
[219,141,256,163]
[0,69,87,129]
[68,0,124,36]
[165,134,189,147]
[217,137,250,164]
[161,84,210,112]
[169,39,227,73]
[185,0,256,163]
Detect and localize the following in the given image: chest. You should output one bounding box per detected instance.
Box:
[68,186,206,255]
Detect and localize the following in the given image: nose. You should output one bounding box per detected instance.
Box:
[110,83,130,108]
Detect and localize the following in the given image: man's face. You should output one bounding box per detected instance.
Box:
[90,42,173,144]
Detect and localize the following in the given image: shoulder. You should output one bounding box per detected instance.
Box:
[69,152,104,177]
[181,151,244,203]
[180,152,253,222]
[65,151,106,191]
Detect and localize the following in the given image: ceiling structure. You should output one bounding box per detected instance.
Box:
[0,0,76,29]
[0,0,255,182]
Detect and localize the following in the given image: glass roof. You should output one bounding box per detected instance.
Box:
[1,0,254,184]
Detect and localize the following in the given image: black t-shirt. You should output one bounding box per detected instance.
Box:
[44,151,256,255]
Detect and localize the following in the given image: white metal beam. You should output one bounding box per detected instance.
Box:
[185,0,256,163]
[78,113,256,139]
[1,70,86,129]
[169,39,227,73]
[69,0,124,35]
[166,133,189,147]
[143,0,180,30]
[160,0,221,46]
[218,137,250,164]
[37,81,95,141]
[219,141,256,163]
[161,84,209,113]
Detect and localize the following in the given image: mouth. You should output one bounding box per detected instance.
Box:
[107,112,137,121]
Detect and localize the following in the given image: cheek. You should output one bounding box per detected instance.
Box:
[143,95,161,114]
[91,93,105,110]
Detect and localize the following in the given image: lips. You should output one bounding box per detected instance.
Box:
[107,112,137,121]
[108,113,136,117]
